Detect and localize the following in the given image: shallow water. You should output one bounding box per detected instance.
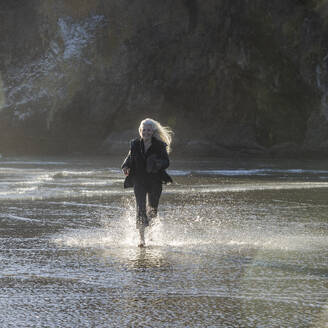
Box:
[0,156,327,327]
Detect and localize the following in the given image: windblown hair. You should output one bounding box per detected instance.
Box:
[139,118,174,153]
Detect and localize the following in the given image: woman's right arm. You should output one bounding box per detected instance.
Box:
[122,141,135,175]
[121,150,131,175]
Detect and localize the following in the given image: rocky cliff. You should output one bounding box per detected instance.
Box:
[0,0,327,157]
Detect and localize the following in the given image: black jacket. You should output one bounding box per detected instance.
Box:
[121,137,173,188]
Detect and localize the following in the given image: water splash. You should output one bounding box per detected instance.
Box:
[52,200,328,253]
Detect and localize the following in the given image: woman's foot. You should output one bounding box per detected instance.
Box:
[138,227,145,248]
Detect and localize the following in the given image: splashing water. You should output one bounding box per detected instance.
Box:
[53,193,328,253]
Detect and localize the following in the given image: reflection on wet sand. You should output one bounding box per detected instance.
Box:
[130,248,173,271]
[90,246,173,271]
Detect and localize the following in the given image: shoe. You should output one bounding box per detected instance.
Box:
[138,242,145,248]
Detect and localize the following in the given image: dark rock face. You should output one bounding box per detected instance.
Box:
[0,0,327,157]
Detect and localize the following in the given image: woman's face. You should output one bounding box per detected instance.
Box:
[141,124,153,140]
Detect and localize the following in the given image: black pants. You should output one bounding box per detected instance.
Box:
[134,181,162,228]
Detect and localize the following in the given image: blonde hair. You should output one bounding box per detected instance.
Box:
[139,118,173,153]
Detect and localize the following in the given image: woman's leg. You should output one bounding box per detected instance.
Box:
[138,226,145,247]
[147,182,162,223]
[134,183,148,246]
[134,183,148,227]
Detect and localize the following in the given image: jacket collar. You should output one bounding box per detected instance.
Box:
[139,137,157,157]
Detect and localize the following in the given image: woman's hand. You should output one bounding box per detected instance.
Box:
[122,167,130,176]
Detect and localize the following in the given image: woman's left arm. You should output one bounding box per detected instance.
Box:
[158,145,170,170]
